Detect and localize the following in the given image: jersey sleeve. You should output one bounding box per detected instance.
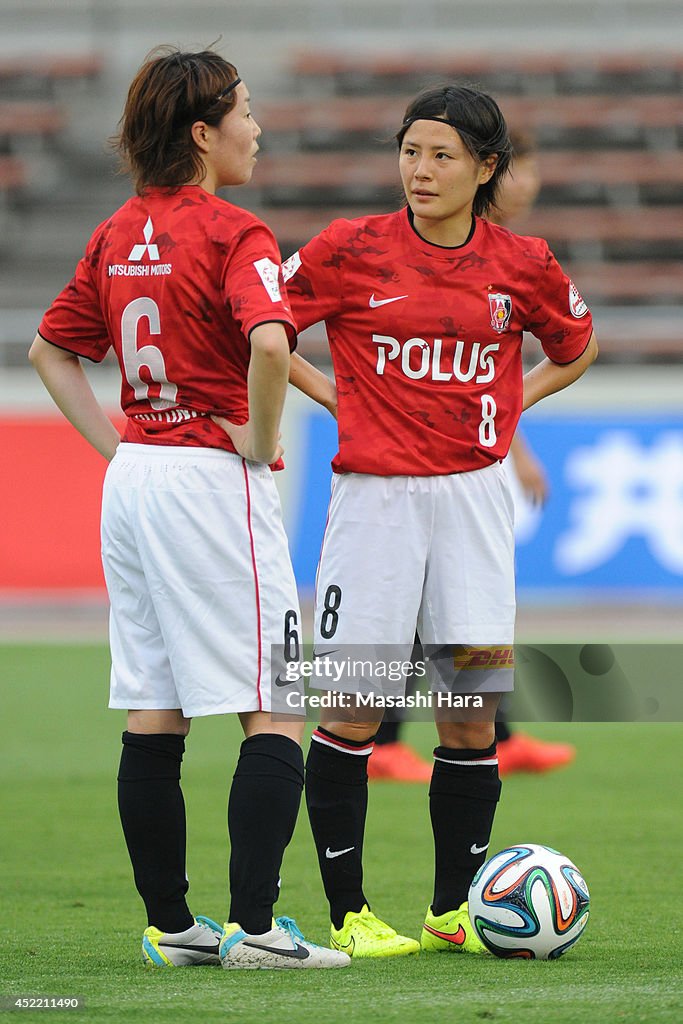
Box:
[38,231,111,362]
[525,246,594,364]
[221,221,297,349]
[281,222,345,331]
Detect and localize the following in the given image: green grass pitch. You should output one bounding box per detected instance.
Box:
[1,643,682,1023]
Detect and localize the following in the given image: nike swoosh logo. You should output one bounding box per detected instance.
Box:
[325,846,355,859]
[242,941,310,960]
[312,648,339,659]
[274,673,295,687]
[369,293,408,307]
[332,935,355,955]
[470,843,489,855]
[159,941,219,955]
[423,924,466,945]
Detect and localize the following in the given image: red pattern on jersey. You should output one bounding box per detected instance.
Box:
[286,209,593,476]
[39,186,296,455]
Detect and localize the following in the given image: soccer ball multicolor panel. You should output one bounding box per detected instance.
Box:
[468,844,590,959]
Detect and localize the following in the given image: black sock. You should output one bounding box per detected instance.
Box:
[429,742,501,916]
[305,727,375,929]
[117,731,193,933]
[228,733,304,935]
[374,719,399,746]
[495,715,512,743]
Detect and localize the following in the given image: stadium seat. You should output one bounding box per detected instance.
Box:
[0,54,103,98]
[290,50,683,96]
[0,102,68,145]
[0,156,28,191]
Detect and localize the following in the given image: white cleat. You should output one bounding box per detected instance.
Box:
[220,915,351,969]
[142,915,222,966]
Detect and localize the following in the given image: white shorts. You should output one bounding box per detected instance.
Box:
[314,462,516,650]
[102,444,301,718]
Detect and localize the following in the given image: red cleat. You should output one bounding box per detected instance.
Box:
[497,732,576,776]
[367,741,433,783]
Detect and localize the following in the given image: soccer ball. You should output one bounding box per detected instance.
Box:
[468,844,590,959]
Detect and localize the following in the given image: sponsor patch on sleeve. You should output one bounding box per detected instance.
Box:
[253,257,282,302]
[281,250,302,283]
[569,281,589,319]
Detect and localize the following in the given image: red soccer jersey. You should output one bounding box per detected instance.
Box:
[284,208,593,476]
[39,185,296,454]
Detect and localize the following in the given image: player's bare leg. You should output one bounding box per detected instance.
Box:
[422,693,502,954]
[127,708,191,735]
[239,709,305,743]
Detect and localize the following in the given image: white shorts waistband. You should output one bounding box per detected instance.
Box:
[117,442,239,461]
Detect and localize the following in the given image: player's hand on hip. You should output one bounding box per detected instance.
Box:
[515,450,549,505]
[211,415,283,464]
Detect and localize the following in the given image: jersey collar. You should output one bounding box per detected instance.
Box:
[402,206,480,256]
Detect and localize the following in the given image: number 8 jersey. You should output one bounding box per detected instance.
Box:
[284,208,593,476]
[39,185,296,453]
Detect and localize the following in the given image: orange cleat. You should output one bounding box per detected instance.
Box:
[367,741,433,782]
[497,732,575,776]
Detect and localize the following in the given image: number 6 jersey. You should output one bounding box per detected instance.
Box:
[38,185,296,453]
[284,208,594,476]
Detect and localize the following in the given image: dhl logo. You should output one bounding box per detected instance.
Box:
[453,646,515,670]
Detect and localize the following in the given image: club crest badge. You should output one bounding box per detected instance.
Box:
[488,293,512,333]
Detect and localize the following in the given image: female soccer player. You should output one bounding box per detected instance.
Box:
[368,128,575,782]
[283,84,597,957]
[29,47,347,971]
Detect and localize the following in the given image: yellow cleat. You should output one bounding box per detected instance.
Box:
[421,902,490,954]
[330,905,420,958]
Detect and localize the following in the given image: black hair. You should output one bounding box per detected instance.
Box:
[397,84,512,216]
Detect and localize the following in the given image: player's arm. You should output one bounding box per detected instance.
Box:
[289,352,337,419]
[212,321,290,464]
[509,431,549,504]
[28,334,121,460]
[522,331,598,411]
